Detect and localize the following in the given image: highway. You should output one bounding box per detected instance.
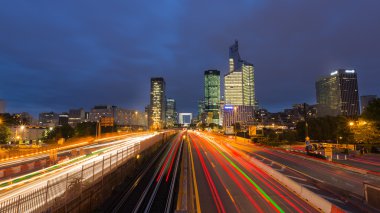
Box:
[111,132,184,213]
[188,131,319,213]
[0,132,158,213]
[0,132,151,170]
[208,134,380,212]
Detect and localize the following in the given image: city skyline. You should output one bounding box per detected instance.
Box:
[1,1,380,116]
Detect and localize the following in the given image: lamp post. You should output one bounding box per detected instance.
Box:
[134,111,138,130]
[20,125,25,144]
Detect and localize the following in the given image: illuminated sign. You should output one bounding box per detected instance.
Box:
[330,71,338,76]
[345,70,355,73]
[224,105,234,110]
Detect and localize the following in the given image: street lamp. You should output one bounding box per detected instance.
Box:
[20,125,25,143]
[349,121,354,126]
[337,136,343,148]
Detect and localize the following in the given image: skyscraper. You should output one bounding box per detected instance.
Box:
[224,71,243,105]
[316,69,360,117]
[224,40,256,107]
[149,77,166,129]
[242,63,255,106]
[229,40,243,72]
[166,98,177,127]
[204,70,221,125]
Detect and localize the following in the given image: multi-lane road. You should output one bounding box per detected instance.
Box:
[187,131,320,213]
[1,129,379,212]
[203,132,380,212]
[0,132,158,212]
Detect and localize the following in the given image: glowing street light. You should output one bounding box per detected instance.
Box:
[349,121,354,126]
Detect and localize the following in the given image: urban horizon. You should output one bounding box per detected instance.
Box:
[1,1,380,212]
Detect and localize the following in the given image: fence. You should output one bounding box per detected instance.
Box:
[0,134,160,213]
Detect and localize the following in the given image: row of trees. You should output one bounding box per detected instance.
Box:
[272,99,380,144]
[43,122,118,143]
[0,121,119,144]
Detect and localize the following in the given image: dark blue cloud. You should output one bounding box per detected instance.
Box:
[0,0,379,117]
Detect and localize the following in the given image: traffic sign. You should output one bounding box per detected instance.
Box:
[100,117,114,127]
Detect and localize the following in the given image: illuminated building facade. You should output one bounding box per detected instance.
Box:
[224,71,243,105]
[222,105,255,128]
[149,77,166,129]
[316,69,359,117]
[224,40,256,107]
[166,98,177,127]
[204,70,221,125]
[242,63,255,106]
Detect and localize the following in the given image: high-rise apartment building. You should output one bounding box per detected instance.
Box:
[224,41,256,107]
[316,69,360,117]
[204,70,221,125]
[166,98,177,127]
[149,77,166,129]
[361,95,377,113]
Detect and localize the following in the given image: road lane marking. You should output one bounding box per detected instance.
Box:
[210,162,216,168]
[225,188,239,211]
[285,175,307,182]
[300,183,319,190]
[188,139,201,213]
[319,195,345,204]
[345,182,354,187]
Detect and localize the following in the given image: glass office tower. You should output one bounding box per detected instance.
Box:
[316,69,359,117]
[149,77,166,129]
[204,70,221,125]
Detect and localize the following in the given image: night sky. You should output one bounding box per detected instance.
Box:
[1,1,380,116]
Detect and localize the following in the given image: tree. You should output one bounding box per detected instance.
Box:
[264,128,278,141]
[296,116,352,142]
[279,130,298,143]
[44,125,75,143]
[0,125,11,144]
[75,122,96,137]
[350,119,380,143]
[362,99,380,129]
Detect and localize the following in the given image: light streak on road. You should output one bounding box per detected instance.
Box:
[0,133,156,211]
[188,131,319,213]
